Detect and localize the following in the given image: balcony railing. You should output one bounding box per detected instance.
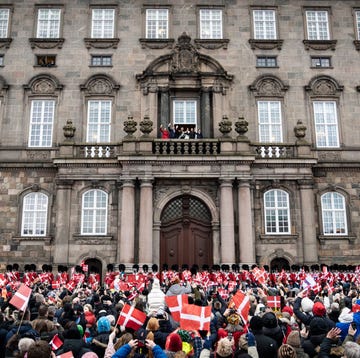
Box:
[153,139,220,155]
[251,143,295,158]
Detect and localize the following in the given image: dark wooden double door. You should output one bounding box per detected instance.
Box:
[160,195,212,269]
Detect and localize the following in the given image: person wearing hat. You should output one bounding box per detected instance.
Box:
[112,337,167,358]
[148,279,166,315]
[286,330,310,358]
[277,344,297,358]
[302,316,331,357]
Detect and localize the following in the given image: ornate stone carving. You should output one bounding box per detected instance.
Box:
[294,120,307,143]
[84,38,120,49]
[80,75,120,96]
[249,75,289,97]
[318,152,341,161]
[194,39,229,50]
[24,74,63,95]
[248,39,283,50]
[303,40,337,51]
[29,38,65,49]
[139,115,153,137]
[139,38,174,49]
[63,120,76,141]
[305,76,343,97]
[235,117,249,138]
[26,151,50,160]
[123,115,137,137]
[219,115,232,137]
[170,32,200,73]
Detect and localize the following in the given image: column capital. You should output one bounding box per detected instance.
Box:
[237,179,251,188]
[139,178,154,187]
[219,178,234,187]
[297,179,314,189]
[120,179,135,188]
[55,179,74,188]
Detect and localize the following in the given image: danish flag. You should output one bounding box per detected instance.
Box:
[116,303,147,331]
[229,291,250,324]
[252,267,268,285]
[0,274,7,287]
[9,284,32,311]
[56,351,74,358]
[267,296,281,310]
[180,304,211,331]
[50,334,63,350]
[165,294,188,322]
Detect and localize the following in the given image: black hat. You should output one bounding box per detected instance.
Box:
[47,265,52,272]
[133,264,139,272]
[107,264,114,271]
[171,264,179,271]
[24,264,30,271]
[142,264,149,272]
[202,264,209,271]
[42,264,48,271]
[162,263,168,271]
[13,263,19,270]
[242,264,249,271]
[250,316,263,331]
[58,265,64,272]
[30,264,36,271]
[6,264,12,271]
[75,265,82,273]
[119,264,125,272]
[190,266,198,276]
[152,264,158,272]
[182,264,189,270]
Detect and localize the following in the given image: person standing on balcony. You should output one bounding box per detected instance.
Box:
[195,128,203,139]
[160,124,170,139]
[168,124,176,138]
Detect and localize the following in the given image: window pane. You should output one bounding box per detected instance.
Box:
[356,11,360,40]
[306,10,329,40]
[0,9,9,38]
[200,9,222,39]
[92,9,115,38]
[258,101,282,142]
[21,193,48,236]
[253,9,276,39]
[173,100,197,125]
[321,192,347,235]
[146,9,168,39]
[87,100,111,142]
[264,189,290,234]
[37,9,61,38]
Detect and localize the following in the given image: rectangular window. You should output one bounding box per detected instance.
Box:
[0,8,10,38]
[257,101,283,142]
[91,55,112,66]
[311,56,331,68]
[0,54,4,66]
[91,9,115,38]
[199,9,223,39]
[313,101,339,148]
[87,100,111,143]
[146,9,168,39]
[253,9,277,39]
[36,55,56,67]
[22,193,48,236]
[355,11,360,39]
[256,56,277,67]
[306,10,330,40]
[36,8,61,38]
[173,100,197,125]
[28,100,55,147]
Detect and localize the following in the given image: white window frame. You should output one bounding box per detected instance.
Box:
[313,101,339,148]
[91,8,115,38]
[257,101,283,142]
[36,8,61,38]
[321,192,348,235]
[253,9,277,40]
[199,9,223,39]
[173,100,197,125]
[86,100,112,143]
[355,10,360,40]
[28,100,55,148]
[21,192,48,236]
[264,189,291,234]
[81,189,108,235]
[0,8,10,38]
[306,10,330,40]
[146,9,169,39]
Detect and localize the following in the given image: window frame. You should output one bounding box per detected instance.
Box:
[312,100,340,148]
[35,7,63,39]
[21,192,49,237]
[145,8,169,39]
[310,56,332,68]
[81,189,108,235]
[91,8,115,39]
[264,189,291,235]
[199,8,223,40]
[0,54,4,66]
[0,7,10,38]
[256,55,278,68]
[321,192,348,236]
[252,8,278,40]
[171,98,199,127]
[28,99,55,148]
[90,55,112,67]
[35,54,56,67]
[86,99,112,143]
[257,100,283,143]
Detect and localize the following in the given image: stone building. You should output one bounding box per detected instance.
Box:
[0,0,359,276]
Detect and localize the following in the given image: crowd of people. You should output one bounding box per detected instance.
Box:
[159,124,203,139]
[1,262,360,358]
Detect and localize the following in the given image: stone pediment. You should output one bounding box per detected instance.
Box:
[136,32,233,93]
[305,75,343,97]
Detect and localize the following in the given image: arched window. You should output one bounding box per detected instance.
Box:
[264,189,290,234]
[21,192,48,236]
[81,189,108,235]
[321,192,347,235]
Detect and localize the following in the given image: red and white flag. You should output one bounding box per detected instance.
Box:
[56,351,74,358]
[50,334,63,350]
[229,291,250,324]
[180,304,211,331]
[252,267,268,285]
[267,296,281,310]
[116,303,146,331]
[9,284,32,311]
[165,294,188,322]
[302,274,316,290]
[52,281,60,290]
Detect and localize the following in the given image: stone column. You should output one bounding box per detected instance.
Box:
[153,221,161,267]
[54,180,73,265]
[118,180,135,266]
[238,180,255,265]
[298,180,318,264]
[212,221,221,264]
[139,179,153,266]
[159,88,170,129]
[219,179,235,264]
[201,88,212,138]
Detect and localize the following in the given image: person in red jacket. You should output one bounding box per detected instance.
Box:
[160,124,170,139]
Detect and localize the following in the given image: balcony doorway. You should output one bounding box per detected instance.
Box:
[160,195,213,269]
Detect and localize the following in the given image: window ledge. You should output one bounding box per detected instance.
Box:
[29,38,65,49]
[259,234,298,244]
[318,234,356,244]
[84,38,120,49]
[303,40,337,51]
[249,39,283,50]
[34,65,57,68]
[354,40,360,51]
[194,38,229,50]
[73,234,113,244]
[0,38,12,49]
[139,38,175,49]
[13,236,52,243]
[256,66,279,69]
[310,66,333,69]
[89,65,113,68]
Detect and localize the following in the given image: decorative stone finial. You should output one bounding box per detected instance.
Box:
[235,117,249,139]
[294,120,307,144]
[63,120,76,141]
[219,115,232,137]
[139,115,153,137]
[123,115,137,137]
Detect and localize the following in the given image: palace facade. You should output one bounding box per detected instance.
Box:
[0,0,360,276]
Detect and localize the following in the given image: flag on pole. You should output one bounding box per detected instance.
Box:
[116,304,146,331]
[180,304,211,331]
[302,274,316,289]
[165,294,188,322]
[229,291,250,324]
[266,296,281,310]
[50,334,63,350]
[9,284,32,311]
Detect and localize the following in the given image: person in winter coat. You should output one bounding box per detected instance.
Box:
[88,316,111,358]
[286,330,310,358]
[146,317,171,349]
[165,278,191,297]
[335,305,353,342]
[261,311,285,348]
[55,326,92,358]
[112,338,167,358]
[147,279,166,315]
[318,327,343,358]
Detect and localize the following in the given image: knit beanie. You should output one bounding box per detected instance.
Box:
[313,301,326,317]
[309,317,328,335]
[278,344,296,358]
[301,297,314,313]
[286,331,301,348]
[216,338,234,358]
[249,316,263,331]
[262,312,278,329]
[165,332,183,352]
[282,306,294,316]
[97,316,111,333]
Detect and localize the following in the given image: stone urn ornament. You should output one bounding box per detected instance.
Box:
[219,115,232,137]
[139,115,153,137]
[235,117,249,139]
[63,120,76,141]
[294,120,307,143]
[123,115,137,137]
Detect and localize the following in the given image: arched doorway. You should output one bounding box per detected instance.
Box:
[160,195,212,269]
[270,257,290,272]
[84,258,102,282]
